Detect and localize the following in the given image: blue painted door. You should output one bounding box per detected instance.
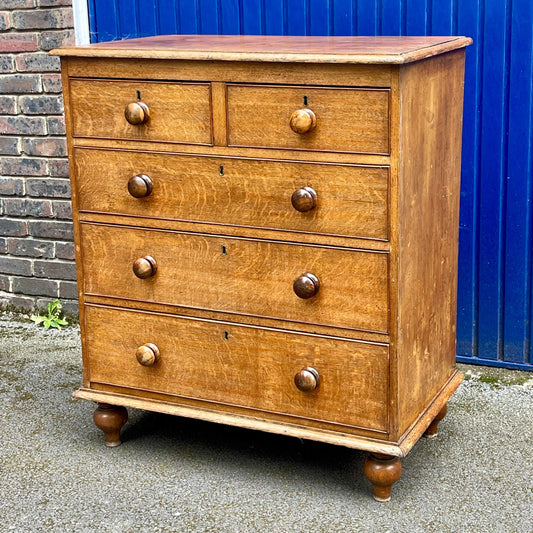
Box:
[87,0,533,371]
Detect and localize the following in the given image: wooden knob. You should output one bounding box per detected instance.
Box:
[124,101,150,125]
[135,343,160,366]
[293,272,320,299]
[128,174,153,198]
[294,367,320,392]
[291,187,317,212]
[289,108,317,134]
[133,255,157,279]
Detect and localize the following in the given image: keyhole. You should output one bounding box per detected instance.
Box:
[221,245,227,255]
[224,331,229,340]
[136,90,142,100]
[303,95,308,106]
[219,165,224,176]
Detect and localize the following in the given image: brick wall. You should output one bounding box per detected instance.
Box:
[0,0,78,314]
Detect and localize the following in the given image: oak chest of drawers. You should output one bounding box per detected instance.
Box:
[53,35,471,501]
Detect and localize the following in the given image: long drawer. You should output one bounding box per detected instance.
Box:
[85,305,389,431]
[227,84,390,154]
[80,223,389,333]
[73,148,389,240]
[68,79,212,144]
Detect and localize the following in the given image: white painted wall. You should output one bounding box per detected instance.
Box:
[72,0,90,44]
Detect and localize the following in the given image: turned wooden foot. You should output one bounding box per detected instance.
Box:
[363,453,402,502]
[424,403,448,439]
[93,403,128,447]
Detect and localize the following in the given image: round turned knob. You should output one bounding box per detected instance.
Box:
[293,272,320,299]
[128,174,153,198]
[289,108,317,134]
[124,101,150,125]
[132,255,157,279]
[135,343,160,367]
[294,367,320,392]
[291,187,317,212]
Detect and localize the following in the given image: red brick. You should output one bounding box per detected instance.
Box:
[0,33,39,52]
[46,116,65,135]
[0,256,32,276]
[42,73,62,93]
[19,94,63,114]
[58,280,78,300]
[48,158,69,177]
[0,96,17,115]
[0,116,46,135]
[3,0,36,8]
[27,178,70,198]
[28,220,73,240]
[52,199,71,219]
[23,137,67,157]
[1,219,28,237]
[7,238,55,259]
[15,52,60,72]
[3,198,53,218]
[0,157,48,177]
[0,177,25,196]
[0,12,10,31]
[11,8,73,30]
[2,295,39,312]
[0,74,41,94]
[41,29,75,51]
[0,137,20,155]
[12,276,58,298]
[34,259,76,280]
[0,55,15,73]
[55,241,75,260]
[39,0,72,6]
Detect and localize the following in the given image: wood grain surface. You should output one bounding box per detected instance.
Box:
[85,305,389,431]
[64,57,393,89]
[69,79,212,144]
[227,84,389,154]
[80,222,389,333]
[393,50,466,437]
[51,34,472,64]
[73,147,389,240]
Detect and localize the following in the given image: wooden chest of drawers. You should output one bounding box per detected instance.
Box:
[53,35,472,501]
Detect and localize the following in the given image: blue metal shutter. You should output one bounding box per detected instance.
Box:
[87,0,533,371]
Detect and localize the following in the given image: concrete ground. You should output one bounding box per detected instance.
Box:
[1,313,532,533]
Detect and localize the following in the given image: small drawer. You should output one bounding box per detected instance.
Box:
[85,305,389,431]
[68,79,212,144]
[227,84,390,154]
[73,148,389,240]
[80,223,389,333]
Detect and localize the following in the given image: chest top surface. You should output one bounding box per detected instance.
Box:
[51,34,472,64]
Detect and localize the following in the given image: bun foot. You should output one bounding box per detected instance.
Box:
[424,403,448,439]
[93,403,128,447]
[363,453,402,502]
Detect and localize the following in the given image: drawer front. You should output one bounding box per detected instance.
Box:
[80,223,389,333]
[85,305,389,431]
[74,148,389,240]
[68,79,212,144]
[227,84,390,154]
